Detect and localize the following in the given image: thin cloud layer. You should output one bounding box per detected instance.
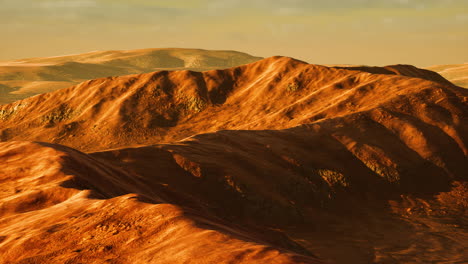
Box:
[0,0,467,66]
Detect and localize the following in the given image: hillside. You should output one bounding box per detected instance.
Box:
[0,48,262,104]
[0,141,322,264]
[0,57,465,152]
[427,63,468,88]
[0,57,467,263]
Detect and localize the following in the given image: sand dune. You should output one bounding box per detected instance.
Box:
[427,63,468,88]
[0,56,467,263]
[0,48,262,104]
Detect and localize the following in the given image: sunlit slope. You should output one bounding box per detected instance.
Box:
[427,63,468,88]
[0,48,262,104]
[0,56,463,153]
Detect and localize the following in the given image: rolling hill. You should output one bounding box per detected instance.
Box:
[427,63,468,88]
[0,48,262,105]
[0,57,466,263]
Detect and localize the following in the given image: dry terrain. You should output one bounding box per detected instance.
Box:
[427,63,468,88]
[0,57,467,263]
[0,48,262,104]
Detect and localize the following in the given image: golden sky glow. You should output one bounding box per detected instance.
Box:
[1,0,467,66]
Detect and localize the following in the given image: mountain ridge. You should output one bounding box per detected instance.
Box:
[0,48,262,104]
[0,56,464,152]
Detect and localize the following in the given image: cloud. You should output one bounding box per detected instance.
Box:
[456,13,468,22]
[39,0,97,9]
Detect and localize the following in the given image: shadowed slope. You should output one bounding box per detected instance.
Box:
[0,48,262,104]
[90,110,467,222]
[93,115,468,263]
[1,107,466,262]
[0,141,322,264]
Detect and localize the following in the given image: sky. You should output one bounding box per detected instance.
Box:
[1,0,467,66]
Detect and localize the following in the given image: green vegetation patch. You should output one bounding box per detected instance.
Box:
[315,169,349,188]
[286,82,300,92]
[0,103,28,120]
[41,104,78,125]
[181,96,207,113]
[363,160,400,183]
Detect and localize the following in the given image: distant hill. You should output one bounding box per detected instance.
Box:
[427,63,468,88]
[0,48,262,104]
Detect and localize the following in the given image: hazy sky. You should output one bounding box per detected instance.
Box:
[1,0,467,66]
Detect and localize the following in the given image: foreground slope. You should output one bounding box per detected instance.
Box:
[427,63,468,88]
[1,112,466,263]
[0,141,321,264]
[0,48,262,104]
[0,57,467,263]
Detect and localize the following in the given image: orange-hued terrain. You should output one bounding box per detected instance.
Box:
[0,56,467,263]
[427,63,468,88]
[0,48,262,105]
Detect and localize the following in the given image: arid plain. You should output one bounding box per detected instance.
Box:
[0,49,467,264]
